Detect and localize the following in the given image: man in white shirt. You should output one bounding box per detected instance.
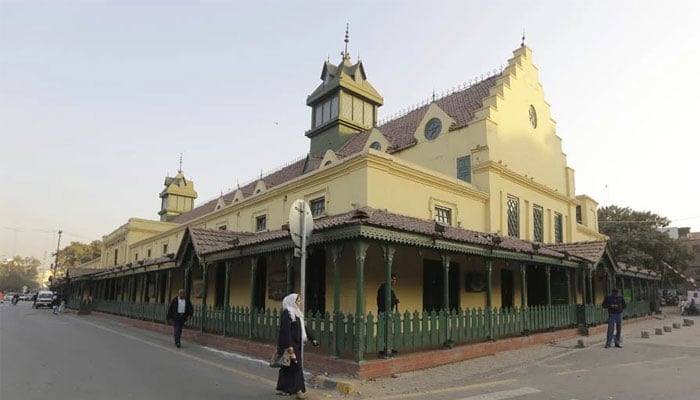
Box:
[166,289,193,348]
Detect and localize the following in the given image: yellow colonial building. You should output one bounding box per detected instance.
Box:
[62,37,658,369]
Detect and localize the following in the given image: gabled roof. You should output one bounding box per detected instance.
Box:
[338,74,500,156]
[545,241,608,263]
[171,158,308,224]
[187,227,250,255]
[201,207,578,261]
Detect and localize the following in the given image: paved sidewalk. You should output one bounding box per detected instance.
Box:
[332,308,695,399]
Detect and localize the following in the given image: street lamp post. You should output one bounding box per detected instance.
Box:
[52,230,63,285]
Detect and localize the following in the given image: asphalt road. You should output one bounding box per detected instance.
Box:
[3,302,699,400]
[0,301,288,400]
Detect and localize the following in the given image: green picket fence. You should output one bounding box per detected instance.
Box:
[87,300,648,361]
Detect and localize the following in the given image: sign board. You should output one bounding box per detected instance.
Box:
[288,199,313,249]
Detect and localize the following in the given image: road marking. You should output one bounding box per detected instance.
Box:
[614,360,651,368]
[67,315,276,386]
[555,368,589,375]
[373,379,518,400]
[455,386,541,400]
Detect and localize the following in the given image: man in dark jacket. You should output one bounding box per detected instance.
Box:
[166,289,193,348]
[377,274,399,314]
[602,288,626,348]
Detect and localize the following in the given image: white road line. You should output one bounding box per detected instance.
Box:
[456,387,541,400]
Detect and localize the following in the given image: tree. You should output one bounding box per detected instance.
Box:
[54,240,102,277]
[598,205,693,272]
[0,256,41,291]
[57,240,102,267]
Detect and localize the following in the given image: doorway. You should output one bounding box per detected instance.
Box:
[501,269,514,309]
[423,259,460,312]
[305,249,326,315]
[253,257,267,311]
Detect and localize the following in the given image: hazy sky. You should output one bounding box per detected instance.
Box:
[2,1,699,264]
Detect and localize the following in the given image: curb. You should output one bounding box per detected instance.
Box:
[310,374,358,395]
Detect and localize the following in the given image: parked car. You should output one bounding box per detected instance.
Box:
[19,292,31,301]
[34,291,54,309]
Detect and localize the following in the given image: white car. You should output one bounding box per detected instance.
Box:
[34,291,54,309]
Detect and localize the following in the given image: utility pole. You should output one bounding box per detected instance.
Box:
[52,230,63,284]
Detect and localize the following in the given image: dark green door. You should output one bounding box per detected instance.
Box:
[501,269,514,309]
[527,267,548,306]
[423,260,460,312]
[253,257,267,311]
[305,249,326,314]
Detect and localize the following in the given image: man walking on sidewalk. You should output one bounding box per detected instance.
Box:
[602,288,626,348]
[166,289,193,348]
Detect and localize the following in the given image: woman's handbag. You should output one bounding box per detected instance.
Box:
[269,349,292,368]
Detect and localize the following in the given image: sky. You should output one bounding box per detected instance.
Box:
[1,1,699,265]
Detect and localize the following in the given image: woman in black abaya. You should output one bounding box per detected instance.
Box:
[275,293,317,398]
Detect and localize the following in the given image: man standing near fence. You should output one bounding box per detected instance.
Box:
[166,289,193,348]
[602,288,626,348]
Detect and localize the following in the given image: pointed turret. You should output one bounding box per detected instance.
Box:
[305,25,383,156]
[158,161,197,222]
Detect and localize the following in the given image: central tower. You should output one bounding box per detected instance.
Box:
[305,26,383,156]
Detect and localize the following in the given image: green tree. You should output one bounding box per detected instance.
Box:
[0,256,41,291]
[54,240,102,276]
[598,205,693,272]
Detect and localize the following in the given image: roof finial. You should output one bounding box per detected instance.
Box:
[178,153,183,172]
[343,23,350,60]
[432,89,436,102]
[521,29,526,47]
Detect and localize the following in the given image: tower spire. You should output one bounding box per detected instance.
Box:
[178,153,183,172]
[342,23,350,60]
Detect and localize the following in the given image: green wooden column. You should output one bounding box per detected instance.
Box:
[486,259,493,308]
[165,270,173,302]
[620,276,626,300]
[184,259,192,299]
[130,275,136,302]
[331,244,343,358]
[546,266,552,306]
[587,268,593,304]
[285,253,294,295]
[485,258,494,340]
[566,269,572,304]
[153,271,160,321]
[201,261,208,332]
[354,241,369,363]
[581,269,588,305]
[441,254,451,312]
[520,263,527,309]
[223,260,232,336]
[382,244,396,358]
[249,257,257,340]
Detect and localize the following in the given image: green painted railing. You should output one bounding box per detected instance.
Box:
[86,300,650,361]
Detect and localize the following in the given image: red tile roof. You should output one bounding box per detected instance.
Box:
[196,207,577,261]
[338,75,499,156]
[544,241,608,263]
[171,158,307,224]
[172,74,499,225]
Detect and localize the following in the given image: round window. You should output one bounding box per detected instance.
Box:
[424,118,442,140]
[529,105,537,129]
[369,141,382,151]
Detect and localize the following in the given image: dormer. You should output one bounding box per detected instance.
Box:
[415,103,456,144]
[363,127,389,153]
[253,179,267,195]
